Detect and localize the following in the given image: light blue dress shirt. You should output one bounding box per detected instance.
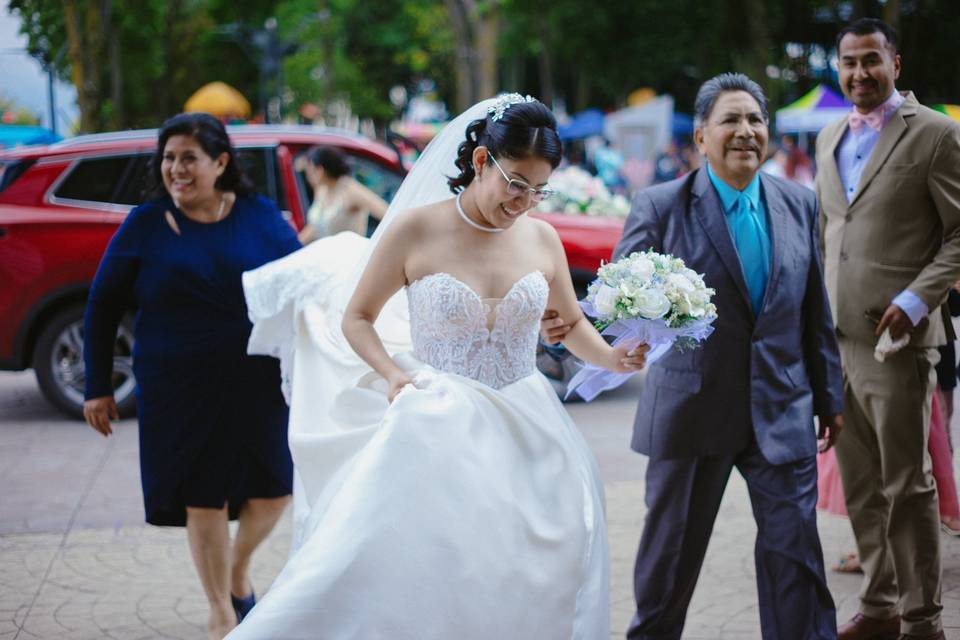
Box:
[835,90,928,325]
[707,164,771,314]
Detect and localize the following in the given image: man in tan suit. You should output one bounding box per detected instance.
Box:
[816,18,960,640]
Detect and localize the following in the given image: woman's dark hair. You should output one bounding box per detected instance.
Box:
[147,112,254,200]
[308,145,351,179]
[448,97,562,193]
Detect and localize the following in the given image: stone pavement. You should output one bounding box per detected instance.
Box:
[2,369,960,639]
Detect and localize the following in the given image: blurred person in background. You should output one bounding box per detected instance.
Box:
[760,145,789,179]
[297,145,388,244]
[782,134,815,188]
[594,137,626,192]
[654,140,685,183]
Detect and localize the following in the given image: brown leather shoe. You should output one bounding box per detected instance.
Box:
[897,632,946,640]
[838,614,900,640]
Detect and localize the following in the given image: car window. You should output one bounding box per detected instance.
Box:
[53,155,140,204]
[0,159,36,193]
[351,154,402,205]
[236,147,287,210]
[113,155,152,205]
[52,148,288,210]
[351,154,402,236]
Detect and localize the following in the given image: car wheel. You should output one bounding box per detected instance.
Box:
[33,305,136,419]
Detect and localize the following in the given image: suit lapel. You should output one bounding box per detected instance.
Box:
[757,174,785,317]
[850,92,916,206]
[818,119,848,208]
[691,169,754,315]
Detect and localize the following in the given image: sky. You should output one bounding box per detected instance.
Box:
[0,1,79,134]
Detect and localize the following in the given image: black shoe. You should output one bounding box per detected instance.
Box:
[231,590,256,624]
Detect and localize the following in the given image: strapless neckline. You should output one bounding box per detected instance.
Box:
[408,270,544,306]
[408,271,545,331]
[405,270,549,389]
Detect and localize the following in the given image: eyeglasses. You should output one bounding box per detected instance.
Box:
[487,155,555,202]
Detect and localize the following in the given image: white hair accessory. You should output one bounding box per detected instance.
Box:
[487,93,537,122]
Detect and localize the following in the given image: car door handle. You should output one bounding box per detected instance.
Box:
[0,226,7,238]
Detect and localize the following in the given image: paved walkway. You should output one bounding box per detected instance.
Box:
[3,370,960,639]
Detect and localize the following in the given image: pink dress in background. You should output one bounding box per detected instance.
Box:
[817,390,960,519]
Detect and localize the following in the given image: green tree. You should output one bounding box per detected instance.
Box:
[9,0,959,134]
[276,0,455,124]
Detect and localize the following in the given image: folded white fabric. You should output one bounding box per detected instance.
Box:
[874,328,910,362]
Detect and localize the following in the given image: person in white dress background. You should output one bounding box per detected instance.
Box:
[227,94,649,639]
[296,145,389,244]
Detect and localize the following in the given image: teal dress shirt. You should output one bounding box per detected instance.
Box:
[706,164,771,314]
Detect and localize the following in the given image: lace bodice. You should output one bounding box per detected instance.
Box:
[406,271,548,389]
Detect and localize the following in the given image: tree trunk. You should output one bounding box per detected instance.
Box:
[446,0,477,113]
[104,0,124,129]
[159,0,184,121]
[64,0,97,133]
[744,0,770,91]
[476,4,498,100]
[536,21,553,107]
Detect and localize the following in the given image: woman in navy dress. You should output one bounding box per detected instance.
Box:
[82,113,300,639]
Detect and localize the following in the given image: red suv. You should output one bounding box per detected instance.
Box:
[0,125,623,417]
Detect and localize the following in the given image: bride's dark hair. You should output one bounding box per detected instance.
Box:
[448,98,562,193]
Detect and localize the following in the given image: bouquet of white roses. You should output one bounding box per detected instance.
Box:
[566,249,718,401]
[536,165,631,218]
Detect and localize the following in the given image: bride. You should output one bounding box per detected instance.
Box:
[227,95,648,639]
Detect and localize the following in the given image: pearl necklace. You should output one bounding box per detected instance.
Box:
[215,193,227,222]
[456,192,502,233]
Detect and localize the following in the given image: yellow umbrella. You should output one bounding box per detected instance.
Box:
[184,82,252,119]
[627,88,656,107]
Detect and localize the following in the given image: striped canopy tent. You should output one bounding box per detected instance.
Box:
[184,82,252,120]
[775,84,851,134]
[933,104,960,122]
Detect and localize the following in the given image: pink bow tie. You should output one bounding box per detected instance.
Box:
[848,109,884,133]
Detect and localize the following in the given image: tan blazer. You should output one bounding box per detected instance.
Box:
[816,91,960,346]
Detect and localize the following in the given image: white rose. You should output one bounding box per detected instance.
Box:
[687,287,708,305]
[684,294,706,318]
[593,284,621,317]
[667,272,696,294]
[619,281,640,299]
[682,268,702,286]
[633,288,671,319]
[628,256,656,282]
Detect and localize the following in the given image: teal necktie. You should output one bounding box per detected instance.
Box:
[728,194,769,315]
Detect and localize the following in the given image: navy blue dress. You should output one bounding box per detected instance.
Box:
[84,194,301,526]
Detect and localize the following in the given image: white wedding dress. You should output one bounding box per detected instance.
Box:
[226,97,609,639]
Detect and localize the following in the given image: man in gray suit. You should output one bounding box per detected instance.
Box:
[543,73,844,639]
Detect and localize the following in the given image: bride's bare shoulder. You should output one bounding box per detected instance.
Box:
[525,215,563,247]
[386,199,455,234]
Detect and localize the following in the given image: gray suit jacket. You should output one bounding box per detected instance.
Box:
[615,168,843,464]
